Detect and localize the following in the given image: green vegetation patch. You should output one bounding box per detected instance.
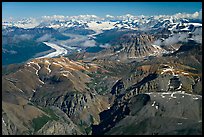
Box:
[32,114,50,132]
[31,106,60,132]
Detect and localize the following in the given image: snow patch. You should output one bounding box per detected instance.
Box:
[39,79,45,84]
[47,64,51,73]
[61,71,74,77]
[184,23,202,27]
[182,72,189,75]
[28,62,41,76]
[160,65,178,75]
[161,94,166,98]
[193,97,199,100]
[152,44,162,50]
[44,60,50,64]
[177,83,182,90]
[152,101,156,107]
[2,118,6,126]
[52,62,63,67]
[170,93,177,99]
[177,122,182,125]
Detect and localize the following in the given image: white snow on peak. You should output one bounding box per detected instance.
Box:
[86,21,116,34]
[3,10,202,31]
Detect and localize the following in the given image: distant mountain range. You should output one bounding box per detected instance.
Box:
[2,11,202,32]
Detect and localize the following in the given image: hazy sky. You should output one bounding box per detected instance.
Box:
[2,2,202,20]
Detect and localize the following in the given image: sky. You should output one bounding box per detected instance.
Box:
[2,2,202,20]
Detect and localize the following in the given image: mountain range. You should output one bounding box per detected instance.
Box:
[2,10,202,135]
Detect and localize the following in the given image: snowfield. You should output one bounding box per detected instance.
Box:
[87,21,116,34]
